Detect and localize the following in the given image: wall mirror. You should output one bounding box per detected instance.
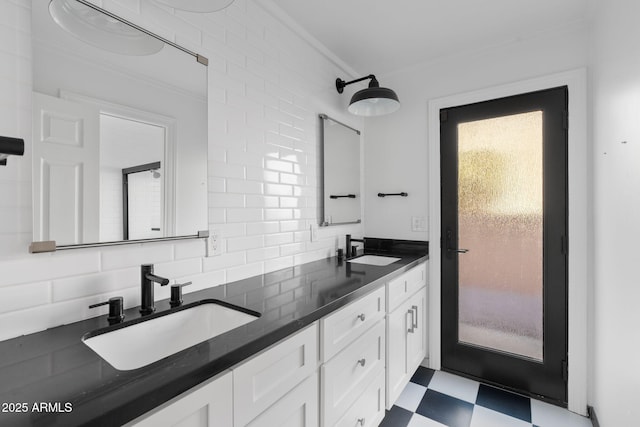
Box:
[319,114,361,226]
[31,0,208,250]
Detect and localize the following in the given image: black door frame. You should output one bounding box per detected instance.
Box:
[122,161,161,240]
[439,86,569,405]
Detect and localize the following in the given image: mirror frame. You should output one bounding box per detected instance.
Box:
[318,113,362,227]
[29,0,210,253]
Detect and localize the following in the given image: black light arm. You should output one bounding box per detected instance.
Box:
[336,74,377,93]
[0,135,25,166]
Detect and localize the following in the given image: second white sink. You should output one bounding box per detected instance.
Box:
[347,255,401,266]
[83,301,259,370]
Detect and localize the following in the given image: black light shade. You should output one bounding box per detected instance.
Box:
[336,75,400,116]
[0,135,25,166]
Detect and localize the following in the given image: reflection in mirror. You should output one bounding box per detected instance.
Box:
[319,114,361,226]
[31,0,208,249]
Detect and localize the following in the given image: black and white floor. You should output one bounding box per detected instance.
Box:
[380,367,592,427]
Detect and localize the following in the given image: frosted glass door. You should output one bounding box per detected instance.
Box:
[440,86,568,404]
[457,111,543,361]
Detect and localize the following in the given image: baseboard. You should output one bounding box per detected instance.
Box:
[587,406,599,427]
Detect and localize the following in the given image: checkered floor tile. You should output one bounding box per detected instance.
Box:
[379,367,592,427]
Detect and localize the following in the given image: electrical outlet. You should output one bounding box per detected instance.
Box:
[206,229,221,257]
[310,223,319,242]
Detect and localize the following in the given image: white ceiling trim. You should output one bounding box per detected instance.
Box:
[256,0,361,79]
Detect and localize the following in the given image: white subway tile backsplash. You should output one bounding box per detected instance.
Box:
[226,207,263,222]
[203,251,245,271]
[246,246,280,263]
[0,252,100,287]
[245,195,279,208]
[154,258,202,281]
[264,232,294,247]
[209,192,245,208]
[246,221,279,236]
[264,208,293,221]
[0,0,364,340]
[100,243,174,271]
[264,183,292,196]
[227,261,263,283]
[227,235,264,252]
[226,178,264,194]
[52,268,137,302]
[0,281,50,315]
[180,270,225,294]
[174,240,207,260]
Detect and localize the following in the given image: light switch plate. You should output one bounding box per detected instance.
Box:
[411,216,427,232]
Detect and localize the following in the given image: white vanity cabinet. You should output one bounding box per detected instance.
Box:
[320,287,386,427]
[386,262,428,409]
[126,370,233,427]
[124,259,429,427]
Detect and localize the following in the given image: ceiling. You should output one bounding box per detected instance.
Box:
[264,0,591,76]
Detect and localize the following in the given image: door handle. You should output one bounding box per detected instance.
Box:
[448,248,469,253]
[446,227,469,256]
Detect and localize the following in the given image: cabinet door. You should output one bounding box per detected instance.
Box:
[127,371,232,427]
[247,373,318,427]
[234,324,318,427]
[386,299,412,409]
[406,287,427,376]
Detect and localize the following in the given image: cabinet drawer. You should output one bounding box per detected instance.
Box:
[234,324,318,427]
[321,320,385,427]
[387,263,426,312]
[321,287,385,361]
[247,373,318,427]
[334,369,385,427]
[127,371,232,427]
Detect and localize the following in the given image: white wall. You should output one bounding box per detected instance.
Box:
[591,0,640,424]
[363,24,589,240]
[0,0,363,341]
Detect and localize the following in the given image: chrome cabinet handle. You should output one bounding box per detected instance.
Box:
[407,309,415,333]
[412,305,418,329]
[357,358,366,367]
[357,313,366,322]
[357,418,365,426]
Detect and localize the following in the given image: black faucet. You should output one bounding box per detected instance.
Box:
[345,234,365,259]
[140,264,170,315]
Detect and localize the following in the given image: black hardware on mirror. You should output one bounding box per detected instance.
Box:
[330,194,356,199]
[89,296,125,325]
[168,281,192,308]
[377,192,408,197]
[0,136,25,166]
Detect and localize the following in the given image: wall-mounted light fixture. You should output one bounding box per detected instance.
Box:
[49,0,165,56]
[336,74,400,116]
[0,136,25,166]
[153,0,235,12]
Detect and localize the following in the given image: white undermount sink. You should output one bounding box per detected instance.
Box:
[83,301,259,370]
[347,255,401,266]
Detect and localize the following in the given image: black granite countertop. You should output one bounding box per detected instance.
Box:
[0,242,427,427]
